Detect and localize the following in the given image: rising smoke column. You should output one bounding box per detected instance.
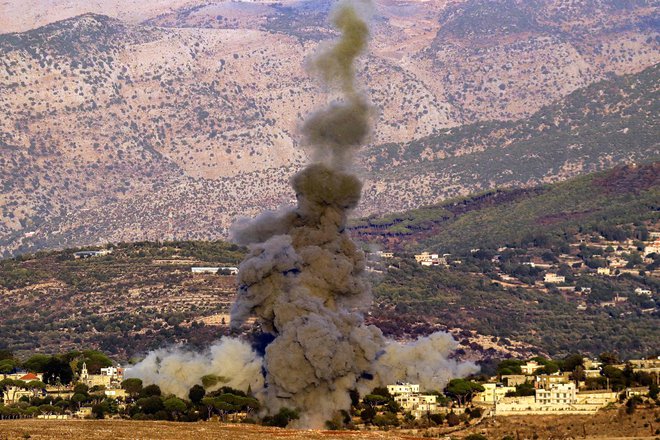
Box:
[229,0,385,427]
[126,0,477,427]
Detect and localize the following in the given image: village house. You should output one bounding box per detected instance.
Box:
[501,375,529,387]
[387,383,419,395]
[414,252,447,267]
[535,372,571,389]
[628,357,660,376]
[376,251,394,259]
[387,383,442,418]
[1,373,46,404]
[597,267,611,276]
[2,372,44,382]
[191,267,220,274]
[543,273,565,284]
[582,358,602,378]
[191,266,238,275]
[473,383,516,403]
[520,361,544,375]
[535,382,576,405]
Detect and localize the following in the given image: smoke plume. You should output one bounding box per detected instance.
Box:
[127,0,477,428]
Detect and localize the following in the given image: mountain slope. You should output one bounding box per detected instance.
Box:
[353,162,660,253]
[359,64,660,215]
[0,1,658,257]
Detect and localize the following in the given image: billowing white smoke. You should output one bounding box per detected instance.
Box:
[126,338,264,398]
[372,333,478,392]
[126,0,477,428]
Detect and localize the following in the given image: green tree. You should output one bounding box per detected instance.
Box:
[42,357,74,385]
[0,358,17,374]
[496,359,523,375]
[444,379,484,406]
[188,384,206,404]
[73,383,89,395]
[164,397,187,420]
[121,378,143,398]
[561,354,584,372]
[71,393,88,408]
[26,380,46,397]
[79,351,113,374]
[360,405,376,423]
[446,411,460,427]
[137,396,165,414]
[648,382,658,400]
[141,384,161,397]
[23,354,51,373]
[263,407,299,428]
[599,352,619,365]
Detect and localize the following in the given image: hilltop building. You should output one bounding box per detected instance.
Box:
[387,383,442,418]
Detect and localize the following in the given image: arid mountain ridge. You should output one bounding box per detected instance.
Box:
[0,0,658,257]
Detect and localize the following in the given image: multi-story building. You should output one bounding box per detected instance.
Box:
[473,383,516,403]
[535,382,577,405]
[387,383,442,417]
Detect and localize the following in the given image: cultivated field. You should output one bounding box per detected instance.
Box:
[0,420,418,440]
[0,407,658,440]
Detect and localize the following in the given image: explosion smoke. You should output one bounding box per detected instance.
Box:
[127,0,477,428]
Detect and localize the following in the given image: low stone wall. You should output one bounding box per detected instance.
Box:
[495,403,602,415]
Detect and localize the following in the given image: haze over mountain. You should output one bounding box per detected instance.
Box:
[1,0,658,256]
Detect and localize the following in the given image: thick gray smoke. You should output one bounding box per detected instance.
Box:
[127,0,477,428]
[228,0,476,427]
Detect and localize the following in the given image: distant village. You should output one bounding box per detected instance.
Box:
[366,225,659,315]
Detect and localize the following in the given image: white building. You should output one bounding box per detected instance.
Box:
[387,383,442,417]
[414,252,447,267]
[521,361,544,375]
[191,266,238,275]
[387,383,419,395]
[535,383,577,405]
[634,287,652,296]
[474,383,516,403]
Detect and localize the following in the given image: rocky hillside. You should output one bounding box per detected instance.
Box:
[0,0,658,256]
